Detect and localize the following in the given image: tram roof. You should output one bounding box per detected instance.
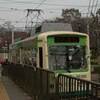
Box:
[11,31,88,46]
[39,31,88,37]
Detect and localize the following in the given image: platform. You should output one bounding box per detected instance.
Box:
[0,79,9,100]
[0,77,32,100]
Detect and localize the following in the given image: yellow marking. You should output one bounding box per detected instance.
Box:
[0,80,10,100]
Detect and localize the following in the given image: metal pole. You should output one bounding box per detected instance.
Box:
[12,30,14,44]
[87,24,90,34]
[87,19,90,34]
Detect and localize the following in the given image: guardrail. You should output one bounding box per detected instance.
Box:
[2,63,56,100]
[2,63,100,100]
[57,74,100,100]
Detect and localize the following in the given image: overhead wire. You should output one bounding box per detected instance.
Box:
[34,0,47,9]
[94,0,99,14]
[26,0,47,34]
[87,0,92,17]
[91,0,96,15]
[24,0,47,30]
[0,1,93,27]
[31,0,47,22]
[86,0,93,34]
[0,3,99,13]
[0,0,99,29]
[0,1,89,6]
[0,1,99,8]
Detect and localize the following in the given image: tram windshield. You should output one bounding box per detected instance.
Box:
[48,45,87,72]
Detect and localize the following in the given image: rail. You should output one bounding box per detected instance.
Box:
[2,63,100,100]
[2,63,56,100]
[57,74,100,100]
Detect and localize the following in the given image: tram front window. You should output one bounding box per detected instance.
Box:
[48,45,87,72]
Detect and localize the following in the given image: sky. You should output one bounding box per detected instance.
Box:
[0,0,99,28]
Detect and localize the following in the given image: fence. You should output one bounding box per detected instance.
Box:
[2,63,100,100]
[57,74,100,100]
[2,63,56,100]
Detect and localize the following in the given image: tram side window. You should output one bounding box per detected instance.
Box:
[11,50,19,64]
[32,48,37,67]
[21,48,37,66]
[21,49,30,65]
[39,47,43,68]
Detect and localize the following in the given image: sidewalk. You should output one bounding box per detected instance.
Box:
[1,77,33,100]
[0,79,10,100]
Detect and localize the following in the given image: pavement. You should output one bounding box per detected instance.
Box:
[0,76,33,100]
[0,79,9,100]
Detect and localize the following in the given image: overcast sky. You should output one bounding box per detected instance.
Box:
[0,0,99,28]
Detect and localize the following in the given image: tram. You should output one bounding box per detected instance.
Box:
[9,31,91,80]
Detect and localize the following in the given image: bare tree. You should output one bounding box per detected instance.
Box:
[62,8,81,23]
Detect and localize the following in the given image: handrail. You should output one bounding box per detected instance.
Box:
[2,63,100,100]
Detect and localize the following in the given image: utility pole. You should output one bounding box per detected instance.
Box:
[25,9,42,35]
[86,17,90,34]
[12,30,14,44]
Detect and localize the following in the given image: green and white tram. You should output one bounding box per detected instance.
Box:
[9,31,91,80]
